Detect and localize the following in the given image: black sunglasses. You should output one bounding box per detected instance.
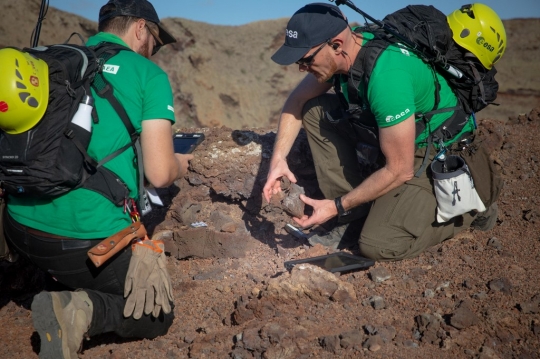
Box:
[145,23,163,56]
[296,41,330,66]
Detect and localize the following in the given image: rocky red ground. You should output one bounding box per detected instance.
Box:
[1,108,539,359]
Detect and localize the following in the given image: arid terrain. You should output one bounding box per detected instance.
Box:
[1,1,540,358]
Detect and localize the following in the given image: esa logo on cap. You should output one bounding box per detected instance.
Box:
[286,29,298,39]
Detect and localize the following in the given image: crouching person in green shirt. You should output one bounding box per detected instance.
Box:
[263,3,504,261]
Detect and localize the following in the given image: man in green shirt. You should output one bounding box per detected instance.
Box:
[4,1,189,357]
[263,3,501,260]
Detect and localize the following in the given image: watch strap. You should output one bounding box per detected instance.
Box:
[334,196,351,217]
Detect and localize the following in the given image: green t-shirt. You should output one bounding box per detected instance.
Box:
[338,32,474,146]
[8,32,175,239]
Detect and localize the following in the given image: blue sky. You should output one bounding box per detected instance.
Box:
[49,0,540,25]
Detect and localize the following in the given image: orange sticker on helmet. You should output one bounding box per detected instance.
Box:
[30,76,39,87]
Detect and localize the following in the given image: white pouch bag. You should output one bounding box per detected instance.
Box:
[431,155,486,223]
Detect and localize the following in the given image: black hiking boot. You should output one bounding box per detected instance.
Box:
[308,218,364,250]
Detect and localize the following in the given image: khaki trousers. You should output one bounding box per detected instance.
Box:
[302,94,475,261]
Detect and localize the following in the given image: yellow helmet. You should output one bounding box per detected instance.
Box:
[0,48,49,134]
[447,3,506,70]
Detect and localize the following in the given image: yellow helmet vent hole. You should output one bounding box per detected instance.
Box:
[27,97,39,108]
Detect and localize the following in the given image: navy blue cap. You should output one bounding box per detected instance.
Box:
[99,0,176,46]
[271,3,348,65]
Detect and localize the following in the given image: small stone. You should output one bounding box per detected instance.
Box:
[403,340,419,348]
[281,182,305,218]
[377,326,397,343]
[488,278,512,294]
[424,289,435,298]
[364,325,377,335]
[320,335,340,353]
[487,237,503,250]
[473,292,488,300]
[519,295,540,314]
[450,303,480,329]
[339,329,364,349]
[416,313,440,331]
[369,295,386,310]
[363,335,383,352]
[436,281,451,292]
[369,267,392,283]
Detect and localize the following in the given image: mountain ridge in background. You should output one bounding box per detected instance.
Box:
[2,0,539,128]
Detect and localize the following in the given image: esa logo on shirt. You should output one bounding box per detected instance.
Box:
[103,64,120,74]
[385,108,411,123]
[400,48,410,56]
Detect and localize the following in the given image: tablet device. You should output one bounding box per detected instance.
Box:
[173,133,205,154]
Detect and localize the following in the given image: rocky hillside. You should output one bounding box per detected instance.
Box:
[1,0,539,128]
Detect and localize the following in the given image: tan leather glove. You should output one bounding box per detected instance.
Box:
[123,238,162,319]
[149,239,174,317]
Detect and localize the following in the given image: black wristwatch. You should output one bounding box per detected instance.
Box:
[334,196,351,217]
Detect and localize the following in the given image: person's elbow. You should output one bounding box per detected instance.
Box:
[385,159,415,185]
[400,168,415,183]
[145,156,182,188]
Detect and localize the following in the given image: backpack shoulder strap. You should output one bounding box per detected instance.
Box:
[343,31,391,107]
[87,43,149,214]
[90,43,138,140]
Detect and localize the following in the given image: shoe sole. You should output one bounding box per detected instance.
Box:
[473,203,498,231]
[307,236,339,250]
[32,292,68,359]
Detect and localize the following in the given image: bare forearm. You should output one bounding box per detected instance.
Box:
[272,74,331,162]
[340,166,407,211]
[271,113,303,163]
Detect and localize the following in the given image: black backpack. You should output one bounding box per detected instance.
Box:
[379,5,499,114]
[0,41,142,207]
[338,5,499,143]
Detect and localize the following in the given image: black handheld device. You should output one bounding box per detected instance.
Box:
[173,133,205,154]
[284,252,375,273]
